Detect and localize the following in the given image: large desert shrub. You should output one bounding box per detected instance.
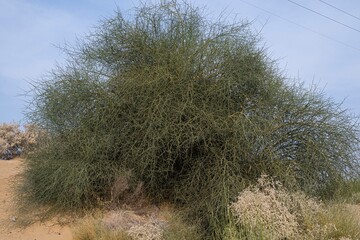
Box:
[23,0,359,238]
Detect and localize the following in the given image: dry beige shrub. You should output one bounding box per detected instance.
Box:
[0,122,45,159]
[0,123,22,147]
[0,137,7,151]
[231,175,300,239]
[22,123,48,154]
[23,124,42,145]
[230,175,339,240]
[0,123,23,159]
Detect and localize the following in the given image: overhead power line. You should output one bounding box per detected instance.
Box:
[287,0,360,34]
[238,0,360,52]
[318,0,360,22]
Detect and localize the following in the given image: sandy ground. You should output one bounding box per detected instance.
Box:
[1,158,359,240]
[0,158,73,240]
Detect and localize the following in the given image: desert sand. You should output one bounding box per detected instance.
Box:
[0,158,73,240]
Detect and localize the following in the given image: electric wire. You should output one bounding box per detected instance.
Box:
[287,0,360,33]
[238,0,360,52]
[318,0,360,22]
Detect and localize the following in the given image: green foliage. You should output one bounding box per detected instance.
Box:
[23,0,360,238]
[333,179,360,204]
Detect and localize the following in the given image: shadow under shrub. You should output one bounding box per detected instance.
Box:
[23,0,360,238]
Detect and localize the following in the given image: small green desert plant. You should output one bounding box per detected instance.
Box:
[23,0,360,238]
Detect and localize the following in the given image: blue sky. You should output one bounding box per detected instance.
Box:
[0,0,359,124]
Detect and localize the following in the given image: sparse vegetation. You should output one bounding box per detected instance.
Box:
[0,123,43,159]
[20,0,360,239]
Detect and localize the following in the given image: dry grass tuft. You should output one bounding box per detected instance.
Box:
[72,205,202,240]
[72,215,132,240]
[76,208,165,240]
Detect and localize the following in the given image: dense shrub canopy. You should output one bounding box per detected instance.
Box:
[25,1,359,238]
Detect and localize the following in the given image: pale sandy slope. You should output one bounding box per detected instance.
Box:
[0,158,73,240]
